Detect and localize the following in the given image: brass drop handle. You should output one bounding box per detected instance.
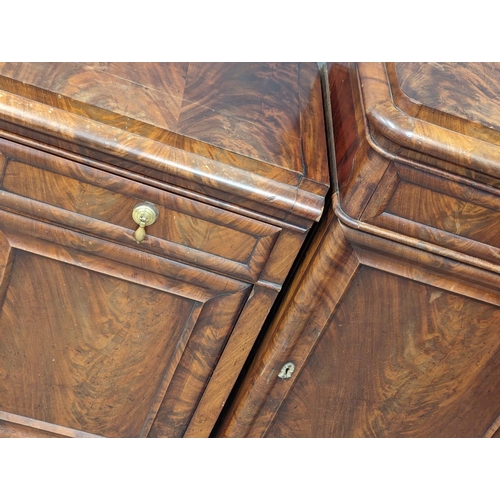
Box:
[132,202,159,243]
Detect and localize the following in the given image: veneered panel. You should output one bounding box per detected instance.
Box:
[179,63,302,173]
[266,266,500,438]
[386,180,500,248]
[0,250,200,438]
[396,62,500,134]
[3,160,260,264]
[0,62,330,187]
[0,62,187,130]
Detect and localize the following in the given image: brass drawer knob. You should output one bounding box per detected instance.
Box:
[132,202,159,243]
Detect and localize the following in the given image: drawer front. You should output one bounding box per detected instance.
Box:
[361,161,500,266]
[0,138,280,283]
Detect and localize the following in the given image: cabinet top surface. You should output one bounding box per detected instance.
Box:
[395,62,500,132]
[0,63,328,183]
[0,62,328,223]
[356,62,500,181]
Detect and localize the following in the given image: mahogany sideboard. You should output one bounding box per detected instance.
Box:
[216,63,500,438]
[0,63,329,438]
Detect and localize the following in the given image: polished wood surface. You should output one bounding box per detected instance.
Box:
[396,62,500,135]
[0,211,250,437]
[0,63,328,224]
[218,205,500,437]
[0,63,311,175]
[358,63,500,185]
[0,137,281,284]
[0,63,330,437]
[216,62,500,438]
[267,265,500,437]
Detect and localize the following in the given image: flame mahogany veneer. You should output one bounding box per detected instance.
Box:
[217,63,500,438]
[0,63,329,438]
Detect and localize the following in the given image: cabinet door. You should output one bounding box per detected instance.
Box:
[0,210,250,438]
[217,216,500,438]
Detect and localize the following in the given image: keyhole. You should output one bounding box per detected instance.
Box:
[278,362,295,380]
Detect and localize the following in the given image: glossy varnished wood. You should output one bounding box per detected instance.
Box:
[0,63,329,225]
[332,64,500,268]
[359,63,500,184]
[0,63,309,175]
[395,63,500,137]
[0,63,330,438]
[217,62,500,438]
[266,265,500,438]
[218,204,500,437]
[0,211,250,437]
[0,137,282,284]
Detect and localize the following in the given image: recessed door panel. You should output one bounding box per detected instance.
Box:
[266,266,500,438]
[0,215,250,437]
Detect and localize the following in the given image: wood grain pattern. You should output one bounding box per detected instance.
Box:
[483,413,500,437]
[178,63,302,173]
[148,289,250,437]
[0,63,329,224]
[0,420,62,438]
[396,63,500,136]
[266,265,500,438]
[218,205,500,437]
[357,63,500,183]
[0,63,330,438]
[0,212,251,437]
[334,64,500,269]
[0,410,101,438]
[359,161,500,268]
[185,285,278,437]
[387,178,500,246]
[0,136,284,284]
[0,249,199,437]
[216,208,360,437]
[327,63,359,192]
[0,227,13,310]
[218,62,500,438]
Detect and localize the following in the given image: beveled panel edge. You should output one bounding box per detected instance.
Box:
[357,62,500,180]
[139,302,205,437]
[216,216,361,437]
[218,195,500,437]
[0,410,103,438]
[148,284,252,437]
[0,136,282,240]
[0,90,326,223]
[184,285,279,437]
[0,209,247,302]
[359,161,500,268]
[483,413,500,437]
[0,127,312,233]
[0,191,270,284]
[336,200,500,284]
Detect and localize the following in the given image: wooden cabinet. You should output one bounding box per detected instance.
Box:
[216,63,500,438]
[0,63,329,438]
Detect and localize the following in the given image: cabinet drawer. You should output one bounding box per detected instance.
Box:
[0,139,280,282]
[361,162,500,267]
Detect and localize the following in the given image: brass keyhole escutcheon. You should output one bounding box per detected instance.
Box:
[132,202,159,243]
